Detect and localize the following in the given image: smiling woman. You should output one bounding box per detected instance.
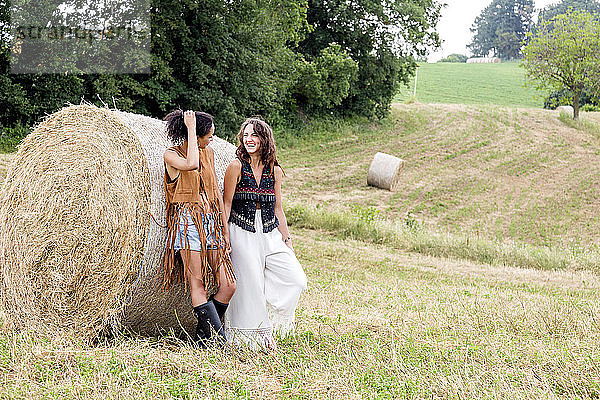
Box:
[222,117,307,350]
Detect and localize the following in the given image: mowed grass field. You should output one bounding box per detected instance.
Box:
[1,229,599,398]
[280,104,600,250]
[2,103,600,397]
[394,62,545,108]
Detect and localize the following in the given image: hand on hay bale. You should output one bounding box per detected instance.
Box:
[0,104,236,340]
[367,152,404,191]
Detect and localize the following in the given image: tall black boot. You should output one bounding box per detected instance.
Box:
[210,297,229,324]
[193,301,227,347]
[192,303,210,347]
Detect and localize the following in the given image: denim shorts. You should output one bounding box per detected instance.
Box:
[173,210,219,251]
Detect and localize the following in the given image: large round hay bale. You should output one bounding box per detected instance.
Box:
[366,152,404,191]
[0,104,236,339]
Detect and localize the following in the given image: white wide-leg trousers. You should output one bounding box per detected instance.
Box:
[225,209,307,348]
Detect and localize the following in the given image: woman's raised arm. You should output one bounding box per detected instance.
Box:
[164,110,200,171]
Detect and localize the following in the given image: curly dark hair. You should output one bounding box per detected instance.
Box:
[164,110,214,145]
[235,117,281,172]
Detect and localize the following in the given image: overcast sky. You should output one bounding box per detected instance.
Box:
[428,0,560,61]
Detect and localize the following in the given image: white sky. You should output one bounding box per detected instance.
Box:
[428,0,560,61]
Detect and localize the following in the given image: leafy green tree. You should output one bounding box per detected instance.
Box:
[469,0,534,60]
[0,0,442,146]
[522,9,600,119]
[538,0,600,22]
[5,0,87,125]
[148,0,309,134]
[0,0,32,127]
[297,0,442,119]
[1,0,310,141]
[293,44,358,112]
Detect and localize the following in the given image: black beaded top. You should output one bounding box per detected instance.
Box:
[230,159,279,233]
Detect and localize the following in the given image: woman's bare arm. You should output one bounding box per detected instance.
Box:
[223,159,242,228]
[164,110,199,173]
[273,166,292,249]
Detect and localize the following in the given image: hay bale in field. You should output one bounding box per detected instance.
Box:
[557,105,574,117]
[367,152,404,191]
[466,57,501,63]
[0,104,236,339]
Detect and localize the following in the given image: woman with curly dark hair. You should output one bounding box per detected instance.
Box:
[160,110,236,347]
[222,117,307,349]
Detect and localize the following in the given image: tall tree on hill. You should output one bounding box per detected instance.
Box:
[522,9,600,119]
[297,0,442,119]
[468,0,534,60]
[536,0,600,111]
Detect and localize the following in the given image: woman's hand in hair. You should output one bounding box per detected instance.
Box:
[183,110,196,132]
[163,110,199,172]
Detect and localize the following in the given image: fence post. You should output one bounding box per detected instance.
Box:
[413,66,419,98]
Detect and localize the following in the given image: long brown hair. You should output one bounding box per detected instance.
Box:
[235,117,281,172]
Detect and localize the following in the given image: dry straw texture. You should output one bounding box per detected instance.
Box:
[366,152,404,191]
[0,105,236,340]
[0,154,12,182]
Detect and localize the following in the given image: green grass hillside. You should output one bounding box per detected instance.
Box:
[280,104,600,250]
[394,62,545,108]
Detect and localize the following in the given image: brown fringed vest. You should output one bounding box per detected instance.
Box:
[160,145,234,293]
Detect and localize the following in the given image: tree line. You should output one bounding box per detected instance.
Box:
[0,0,442,150]
[468,0,600,60]
[465,0,600,117]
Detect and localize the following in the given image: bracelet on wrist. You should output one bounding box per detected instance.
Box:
[284,236,292,243]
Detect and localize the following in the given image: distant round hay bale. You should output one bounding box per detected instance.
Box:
[466,57,501,63]
[0,104,236,340]
[557,105,574,117]
[367,152,404,191]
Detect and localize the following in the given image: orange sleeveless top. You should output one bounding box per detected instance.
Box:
[158,145,234,293]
